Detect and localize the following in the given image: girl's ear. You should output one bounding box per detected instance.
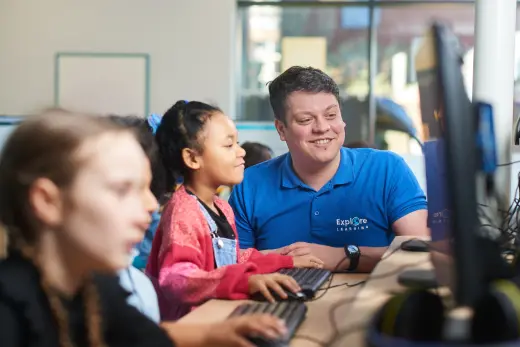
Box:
[181,148,202,170]
[29,177,64,228]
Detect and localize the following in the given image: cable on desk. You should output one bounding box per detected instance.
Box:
[291,334,327,346]
[297,262,420,347]
[295,240,434,346]
[478,170,520,249]
[310,239,420,301]
[316,280,367,292]
[327,293,365,339]
[308,256,347,301]
[310,254,379,301]
[325,240,433,347]
[346,281,366,288]
[316,282,343,292]
[345,280,367,288]
[314,239,417,293]
[327,259,430,340]
[294,239,433,346]
[300,165,519,345]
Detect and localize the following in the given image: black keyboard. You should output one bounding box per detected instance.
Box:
[279,267,331,298]
[250,268,332,302]
[228,301,307,347]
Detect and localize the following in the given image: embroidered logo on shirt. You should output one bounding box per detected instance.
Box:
[336,217,369,231]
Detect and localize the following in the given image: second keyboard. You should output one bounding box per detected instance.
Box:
[228,301,307,347]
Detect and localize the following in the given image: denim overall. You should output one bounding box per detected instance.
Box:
[196,200,238,268]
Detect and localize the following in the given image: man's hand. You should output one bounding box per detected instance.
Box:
[261,243,388,272]
[280,242,346,271]
[292,254,324,269]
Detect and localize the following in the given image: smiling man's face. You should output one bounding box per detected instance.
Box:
[275,91,345,168]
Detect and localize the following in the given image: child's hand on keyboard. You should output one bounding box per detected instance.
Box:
[205,315,287,347]
[292,254,324,268]
[248,273,301,302]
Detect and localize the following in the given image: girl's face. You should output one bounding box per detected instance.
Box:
[196,112,246,188]
[34,132,158,272]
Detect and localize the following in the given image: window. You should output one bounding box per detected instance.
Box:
[237,5,370,144]
[374,3,474,153]
[236,1,476,154]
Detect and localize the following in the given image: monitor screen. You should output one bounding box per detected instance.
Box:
[416,23,482,306]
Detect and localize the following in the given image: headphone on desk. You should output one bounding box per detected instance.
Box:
[367,283,520,344]
[366,247,520,345]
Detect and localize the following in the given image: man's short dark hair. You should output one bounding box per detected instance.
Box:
[268,66,340,123]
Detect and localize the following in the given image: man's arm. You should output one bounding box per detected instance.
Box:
[280,209,428,272]
[284,155,429,272]
[281,214,428,272]
[281,243,387,272]
[354,155,428,270]
[386,155,428,233]
[354,211,428,271]
[393,209,429,237]
[318,210,428,272]
[352,211,428,271]
[350,156,428,271]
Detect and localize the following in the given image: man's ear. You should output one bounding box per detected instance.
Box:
[181,148,202,170]
[29,178,64,228]
[275,119,287,142]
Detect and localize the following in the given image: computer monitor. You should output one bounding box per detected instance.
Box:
[0,117,23,151]
[418,23,483,307]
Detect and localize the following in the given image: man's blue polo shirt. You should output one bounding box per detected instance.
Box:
[229,147,427,250]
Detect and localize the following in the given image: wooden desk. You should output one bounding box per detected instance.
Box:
[329,236,432,347]
[179,236,432,347]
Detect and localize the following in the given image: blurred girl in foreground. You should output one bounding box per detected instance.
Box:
[0,110,288,347]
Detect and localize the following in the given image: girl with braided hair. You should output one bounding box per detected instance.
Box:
[146,100,324,320]
[0,109,288,347]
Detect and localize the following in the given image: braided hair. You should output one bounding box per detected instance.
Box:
[155,100,221,188]
[0,109,131,347]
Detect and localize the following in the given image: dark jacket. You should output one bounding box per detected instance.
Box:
[0,250,174,347]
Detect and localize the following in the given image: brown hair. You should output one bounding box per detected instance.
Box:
[156,100,221,188]
[0,109,130,347]
[0,109,128,247]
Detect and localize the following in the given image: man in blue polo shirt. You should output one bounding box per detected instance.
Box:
[229,66,428,272]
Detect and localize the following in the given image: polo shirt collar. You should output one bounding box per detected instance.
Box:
[281,153,300,188]
[331,147,355,186]
[281,148,355,189]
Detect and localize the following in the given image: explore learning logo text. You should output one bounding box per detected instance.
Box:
[336,217,368,231]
